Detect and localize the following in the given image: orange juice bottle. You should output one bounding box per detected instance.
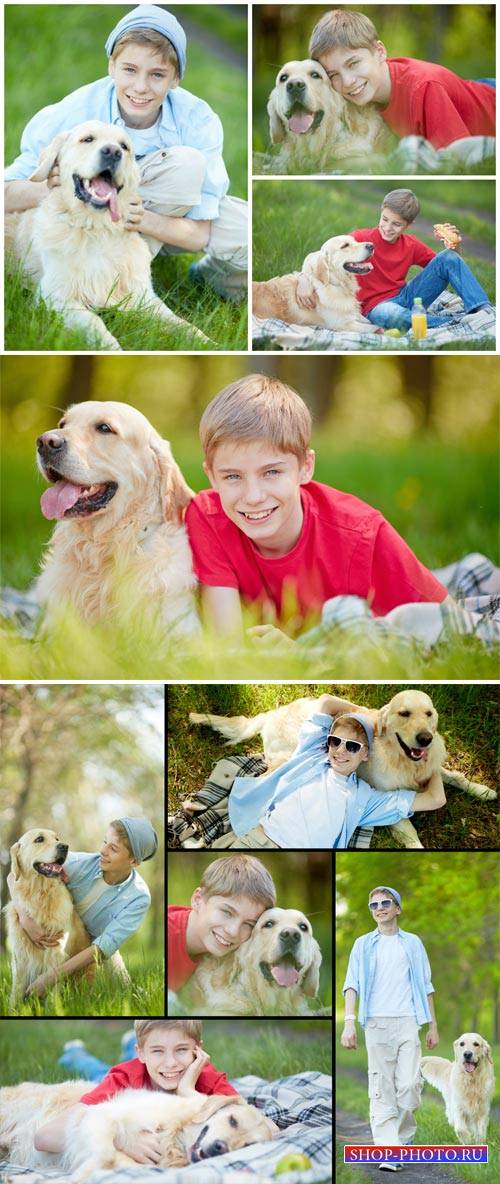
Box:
[411,297,427,340]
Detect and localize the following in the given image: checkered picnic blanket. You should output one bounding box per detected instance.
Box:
[0,1073,332,1184]
[167,752,373,851]
[252,292,496,351]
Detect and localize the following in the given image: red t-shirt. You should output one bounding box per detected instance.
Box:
[80,1057,237,1102]
[186,481,447,621]
[168,905,199,990]
[382,57,495,149]
[352,228,435,315]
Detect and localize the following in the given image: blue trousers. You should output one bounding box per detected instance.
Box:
[367,249,489,330]
[58,1031,136,1081]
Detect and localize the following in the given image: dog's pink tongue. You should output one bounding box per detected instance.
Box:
[463,1063,476,1074]
[109,191,120,223]
[91,176,120,222]
[271,964,300,987]
[288,113,314,134]
[40,481,83,520]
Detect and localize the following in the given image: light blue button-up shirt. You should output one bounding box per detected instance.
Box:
[64,851,151,958]
[5,76,229,220]
[229,713,416,848]
[343,928,434,1026]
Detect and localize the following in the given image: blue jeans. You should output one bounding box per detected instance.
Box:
[58,1031,136,1081]
[367,250,490,330]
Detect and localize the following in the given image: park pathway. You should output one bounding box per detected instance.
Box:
[336,1106,470,1183]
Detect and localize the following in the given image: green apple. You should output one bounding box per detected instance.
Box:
[274,1152,312,1174]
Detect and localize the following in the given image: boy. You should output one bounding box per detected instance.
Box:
[34,1019,237,1164]
[215,697,445,850]
[342,887,439,1165]
[8,818,157,998]
[296,188,492,331]
[309,9,495,152]
[168,854,276,991]
[185,373,449,640]
[4,5,246,300]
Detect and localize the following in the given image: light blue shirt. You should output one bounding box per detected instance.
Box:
[343,928,434,1026]
[5,76,229,220]
[229,713,416,848]
[64,851,150,958]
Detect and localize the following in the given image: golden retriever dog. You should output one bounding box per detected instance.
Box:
[185,907,323,1016]
[0,1079,278,1177]
[252,234,378,332]
[5,829,88,1006]
[265,59,388,174]
[35,400,200,637]
[5,120,208,350]
[421,1034,495,1144]
[189,690,496,849]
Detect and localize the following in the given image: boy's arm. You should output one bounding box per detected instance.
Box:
[34,1105,86,1152]
[131,208,211,252]
[410,774,446,812]
[426,992,439,1048]
[202,585,244,639]
[5,180,48,212]
[26,944,103,997]
[6,871,64,947]
[316,693,368,718]
[341,987,358,1049]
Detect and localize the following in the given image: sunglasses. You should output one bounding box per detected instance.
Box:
[368,900,396,911]
[327,735,365,754]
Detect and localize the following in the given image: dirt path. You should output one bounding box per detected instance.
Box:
[181,15,245,69]
[336,1106,467,1182]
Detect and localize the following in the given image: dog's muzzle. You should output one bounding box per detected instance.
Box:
[260,932,303,987]
[72,146,124,221]
[396,731,433,762]
[34,842,69,878]
[344,243,375,274]
[190,1126,229,1162]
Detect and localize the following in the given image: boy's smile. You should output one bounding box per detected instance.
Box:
[187,890,264,958]
[378,206,409,243]
[318,43,391,107]
[205,440,315,558]
[109,45,178,129]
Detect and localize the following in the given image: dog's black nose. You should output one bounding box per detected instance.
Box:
[280,928,300,945]
[36,432,66,453]
[416,731,433,746]
[287,79,306,93]
[56,843,69,858]
[100,144,123,163]
[463,1051,473,1061]
[208,1141,228,1157]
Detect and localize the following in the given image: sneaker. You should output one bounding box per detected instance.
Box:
[188,257,246,304]
[379,1164,403,1172]
[62,1040,85,1051]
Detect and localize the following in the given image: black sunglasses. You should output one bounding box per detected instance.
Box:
[327,735,365,754]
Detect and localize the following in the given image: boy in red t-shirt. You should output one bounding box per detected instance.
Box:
[296,188,492,332]
[34,1019,237,1163]
[168,854,276,991]
[185,373,448,641]
[308,9,495,151]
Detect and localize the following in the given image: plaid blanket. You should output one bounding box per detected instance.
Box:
[168,752,373,851]
[252,292,496,351]
[0,1073,332,1184]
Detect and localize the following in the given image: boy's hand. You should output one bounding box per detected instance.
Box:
[115,1128,162,1165]
[295,273,318,310]
[341,1020,357,1050]
[24,968,58,999]
[176,1047,211,1095]
[47,164,61,189]
[16,904,64,949]
[433,222,461,250]
[426,1024,439,1049]
[124,194,145,230]
[247,625,296,652]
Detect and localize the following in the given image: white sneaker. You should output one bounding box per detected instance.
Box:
[379,1164,403,1172]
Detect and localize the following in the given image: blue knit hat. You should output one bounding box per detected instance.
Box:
[118,817,158,863]
[105,5,187,78]
[369,886,402,908]
[329,712,374,755]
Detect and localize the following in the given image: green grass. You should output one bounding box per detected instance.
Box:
[0,950,164,1018]
[167,683,499,850]
[4,5,247,352]
[0,1016,331,1085]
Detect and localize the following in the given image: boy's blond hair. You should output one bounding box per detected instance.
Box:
[135,1019,202,1045]
[309,9,379,59]
[382,189,420,224]
[199,855,276,909]
[112,28,179,76]
[330,715,368,745]
[200,375,312,467]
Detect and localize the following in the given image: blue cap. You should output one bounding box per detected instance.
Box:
[105,5,187,78]
[330,712,374,754]
[118,817,158,863]
[369,886,402,908]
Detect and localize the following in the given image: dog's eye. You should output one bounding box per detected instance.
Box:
[310,71,322,79]
[229,1116,238,1129]
[262,920,275,928]
[95,422,115,434]
[340,242,349,249]
[34,835,45,843]
[459,1041,465,1046]
[120,142,129,152]
[279,73,288,82]
[299,923,309,932]
[398,710,411,717]
[426,711,433,717]
[473,1042,479,1046]
[80,135,95,143]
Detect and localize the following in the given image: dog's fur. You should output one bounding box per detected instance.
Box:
[421,1033,494,1143]
[0,1079,278,1178]
[35,400,200,637]
[5,120,208,349]
[189,690,496,849]
[5,829,88,1005]
[266,59,389,174]
[252,234,378,332]
[186,907,322,1016]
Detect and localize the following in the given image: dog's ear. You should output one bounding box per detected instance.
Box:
[30,132,70,182]
[195,1094,245,1122]
[267,95,286,144]
[150,438,194,525]
[9,842,22,881]
[301,937,322,997]
[250,1106,279,1138]
[310,253,330,286]
[483,1039,493,1065]
[375,705,389,737]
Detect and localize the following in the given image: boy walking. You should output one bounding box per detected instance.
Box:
[342,886,439,1168]
[5,6,247,300]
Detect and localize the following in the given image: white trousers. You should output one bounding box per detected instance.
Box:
[138,146,247,295]
[364,1017,422,1145]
